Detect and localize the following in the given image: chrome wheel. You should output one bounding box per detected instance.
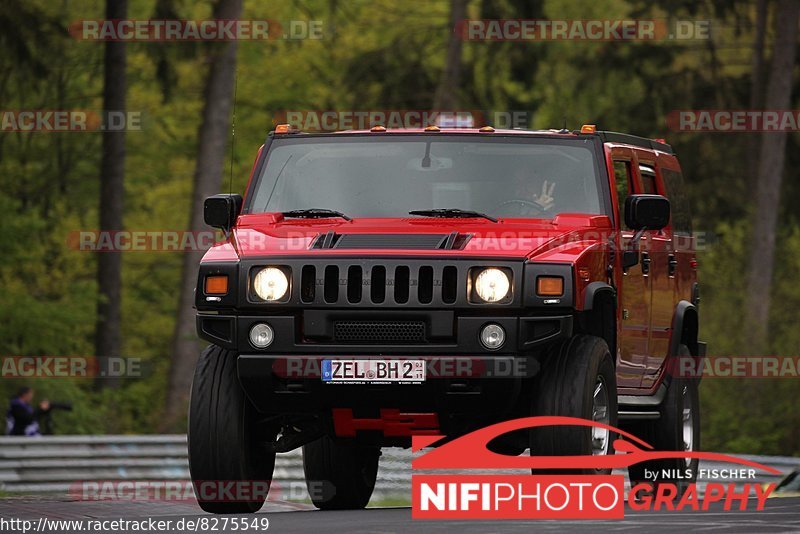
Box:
[592,375,610,455]
[682,384,694,467]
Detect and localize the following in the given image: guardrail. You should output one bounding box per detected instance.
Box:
[0,435,796,501]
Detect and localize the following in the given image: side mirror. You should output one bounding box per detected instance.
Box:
[624,194,670,231]
[204,194,243,231]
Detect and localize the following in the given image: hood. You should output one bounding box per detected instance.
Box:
[201,213,612,262]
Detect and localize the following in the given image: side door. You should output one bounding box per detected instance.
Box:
[610,149,649,389]
[656,163,697,377]
[638,162,674,388]
[660,164,696,306]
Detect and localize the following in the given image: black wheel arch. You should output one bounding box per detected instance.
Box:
[663,301,707,387]
[670,300,699,358]
[580,282,617,365]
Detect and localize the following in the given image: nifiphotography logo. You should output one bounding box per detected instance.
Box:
[411,416,780,520]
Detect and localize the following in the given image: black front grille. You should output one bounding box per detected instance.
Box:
[299,263,460,306]
[334,321,426,344]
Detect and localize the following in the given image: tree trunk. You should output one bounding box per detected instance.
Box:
[747,0,768,182]
[745,0,799,352]
[162,0,243,429]
[95,0,127,389]
[432,0,467,110]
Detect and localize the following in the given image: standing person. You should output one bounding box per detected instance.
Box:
[5,387,49,436]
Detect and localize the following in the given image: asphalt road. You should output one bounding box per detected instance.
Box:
[2,496,800,533]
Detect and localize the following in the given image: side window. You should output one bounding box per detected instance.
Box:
[639,164,658,194]
[613,160,632,229]
[661,168,693,236]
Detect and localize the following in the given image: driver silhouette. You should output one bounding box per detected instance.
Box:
[497,169,556,216]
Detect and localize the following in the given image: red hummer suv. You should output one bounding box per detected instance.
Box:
[188,124,706,513]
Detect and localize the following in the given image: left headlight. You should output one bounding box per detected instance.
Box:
[253,267,289,301]
[473,268,511,303]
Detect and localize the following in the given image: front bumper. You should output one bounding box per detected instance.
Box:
[238,354,529,416]
[197,311,573,355]
[197,311,573,417]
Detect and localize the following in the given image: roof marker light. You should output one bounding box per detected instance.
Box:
[580,124,597,134]
[479,126,495,133]
[274,124,296,134]
[370,125,387,132]
[424,125,441,132]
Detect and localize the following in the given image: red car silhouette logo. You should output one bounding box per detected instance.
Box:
[412,416,781,474]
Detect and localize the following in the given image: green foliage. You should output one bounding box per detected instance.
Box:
[699,222,800,455]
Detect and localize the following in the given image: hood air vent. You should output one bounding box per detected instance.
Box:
[310,231,471,250]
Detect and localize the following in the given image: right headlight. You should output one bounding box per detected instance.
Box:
[473,268,510,303]
[253,267,289,301]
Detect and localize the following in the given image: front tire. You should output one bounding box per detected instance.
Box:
[531,335,618,474]
[302,436,380,510]
[188,345,276,514]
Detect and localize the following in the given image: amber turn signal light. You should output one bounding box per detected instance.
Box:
[274,123,296,134]
[205,275,229,295]
[536,276,564,296]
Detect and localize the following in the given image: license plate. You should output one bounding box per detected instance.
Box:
[321,359,426,383]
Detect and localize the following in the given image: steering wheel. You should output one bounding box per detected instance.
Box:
[493,199,549,217]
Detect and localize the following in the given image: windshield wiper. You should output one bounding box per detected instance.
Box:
[409,208,498,223]
[282,208,352,221]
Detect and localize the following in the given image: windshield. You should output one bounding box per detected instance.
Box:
[247,135,606,219]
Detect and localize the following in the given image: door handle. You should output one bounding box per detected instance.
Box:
[641,252,651,275]
[668,254,678,277]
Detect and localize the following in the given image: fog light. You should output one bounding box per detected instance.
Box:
[480,324,505,350]
[249,323,274,348]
